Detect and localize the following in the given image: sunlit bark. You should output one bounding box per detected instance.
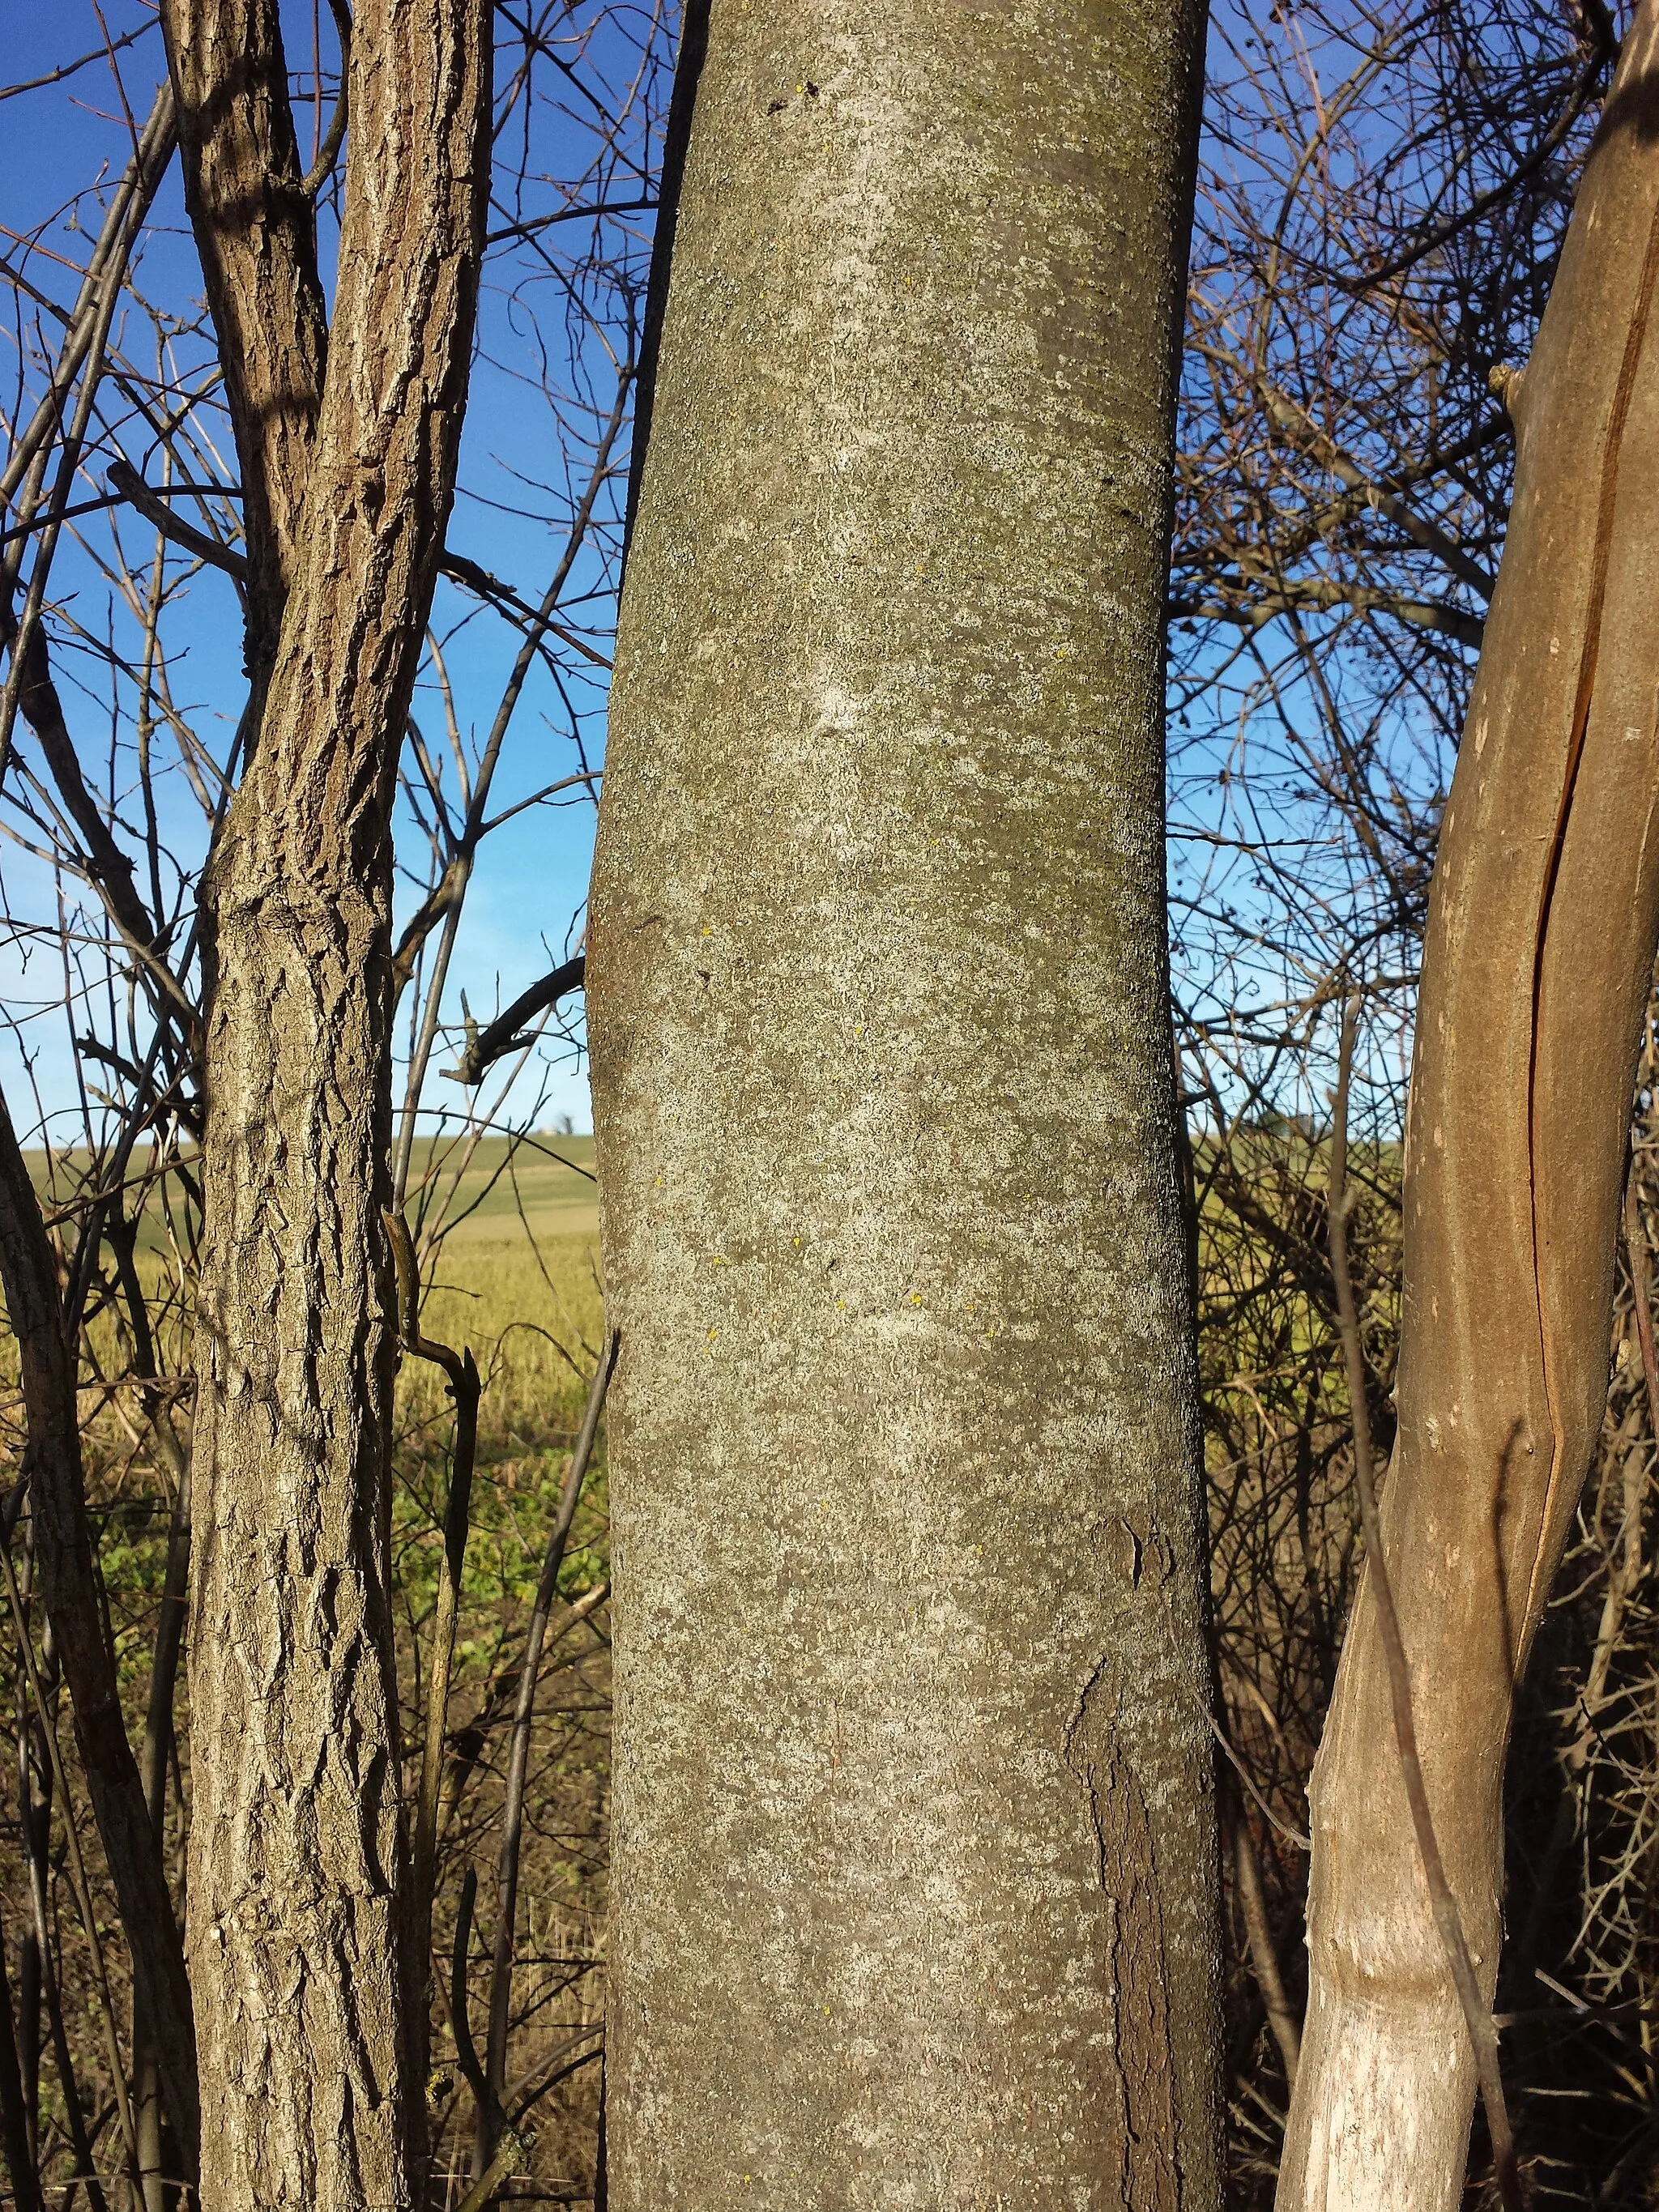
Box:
[1279,10,1659,2204]
[589,4,1223,2204]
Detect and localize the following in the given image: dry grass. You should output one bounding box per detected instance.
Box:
[390,1183,612,2206]
[4,1120,1656,2204]
[0,1141,616,2206]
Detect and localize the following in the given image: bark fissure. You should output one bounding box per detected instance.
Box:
[1524,185,1659,1633]
[1066,1671,1182,2212]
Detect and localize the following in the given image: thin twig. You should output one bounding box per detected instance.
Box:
[454,2122,535,2212]
[436,1579,610,1856]
[0,1887,40,2212]
[0,84,176,521]
[0,1090,198,2178]
[479,1332,617,2180]
[386,1208,481,2101]
[19,1742,108,2212]
[1193,1689,1311,1849]
[301,0,352,198]
[0,1540,141,2189]
[449,1867,490,2113]
[0,92,177,780]
[1623,1165,1659,1448]
[1232,1797,1302,2086]
[452,2039,602,2212]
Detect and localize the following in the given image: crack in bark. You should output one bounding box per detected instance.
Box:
[1065,1660,1183,2212]
[1523,181,1659,1635]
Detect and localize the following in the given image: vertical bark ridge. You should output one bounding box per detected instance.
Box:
[159,0,329,682]
[1066,1667,1183,2212]
[186,2,491,2204]
[1523,183,1659,1632]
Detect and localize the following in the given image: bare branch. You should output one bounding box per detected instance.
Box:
[444,957,586,1086]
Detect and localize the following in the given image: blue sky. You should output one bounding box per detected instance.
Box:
[0,0,653,1141]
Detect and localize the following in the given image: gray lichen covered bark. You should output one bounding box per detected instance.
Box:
[586,4,1222,2204]
[182,0,491,2201]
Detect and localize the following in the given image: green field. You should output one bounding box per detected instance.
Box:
[403,1129,599,1247]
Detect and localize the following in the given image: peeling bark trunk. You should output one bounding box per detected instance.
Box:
[181,0,490,2201]
[1277,14,1659,2207]
[587,4,1223,2205]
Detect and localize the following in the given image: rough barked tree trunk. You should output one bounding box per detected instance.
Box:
[1277,11,1659,2206]
[179,0,491,2201]
[588,5,1222,2205]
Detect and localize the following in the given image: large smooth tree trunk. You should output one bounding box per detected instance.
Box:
[179,0,490,2201]
[1278,11,1659,2206]
[587,5,1222,2205]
